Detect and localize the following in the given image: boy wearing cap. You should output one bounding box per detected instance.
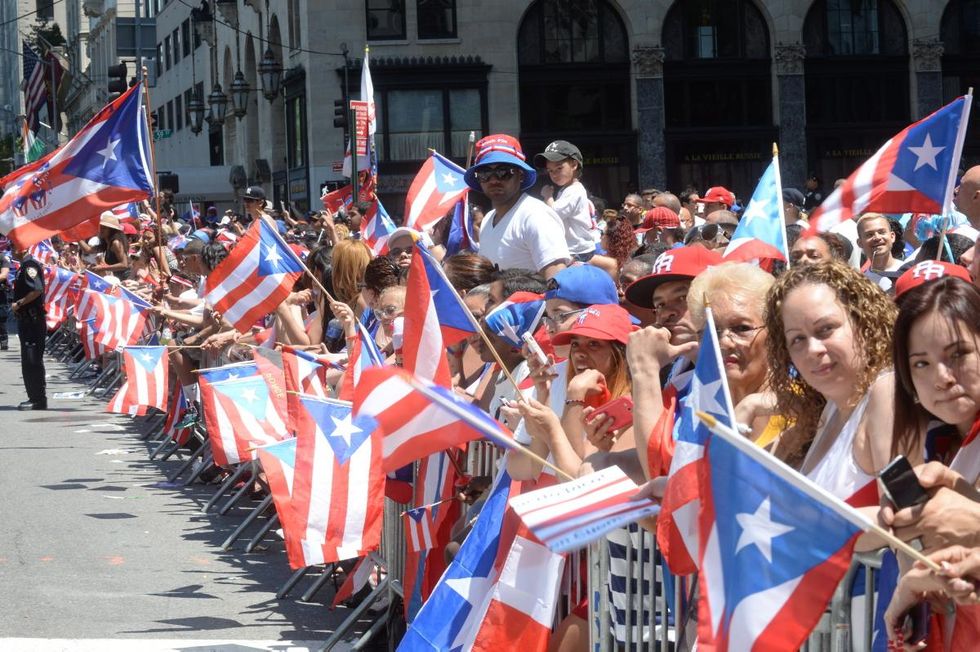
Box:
[535,140,598,261]
[464,134,570,278]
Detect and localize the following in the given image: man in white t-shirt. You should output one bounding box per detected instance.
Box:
[463,134,569,278]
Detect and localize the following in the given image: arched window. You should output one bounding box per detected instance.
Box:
[803,0,909,182]
[517,0,632,202]
[941,0,980,163]
[660,0,773,195]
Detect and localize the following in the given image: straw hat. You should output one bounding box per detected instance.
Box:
[99,211,123,231]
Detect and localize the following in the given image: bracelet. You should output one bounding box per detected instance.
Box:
[564,399,586,407]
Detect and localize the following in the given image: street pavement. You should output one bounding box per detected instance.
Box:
[0,332,382,651]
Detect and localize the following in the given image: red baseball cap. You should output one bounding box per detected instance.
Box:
[550,304,638,346]
[894,260,972,298]
[624,246,723,308]
[635,206,680,232]
[700,186,736,208]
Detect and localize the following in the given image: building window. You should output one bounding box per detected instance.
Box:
[286,95,307,168]
[209,127,224,166]
[376,87,485,161]
[166,101,174,133]
[662,0,769,61]
[417,0,456,39]
[184,89,192,124]
[804,0,907,57]
[181,20,191,57]
[175,95,183,131]
[518,0,628,65]
[288,0,302,49]
[156,43,163,76]
[941,0,980,161]
[366,0,406,40]
[164,35,172,70]
[156,105,165,131]
[36,0,54,21]
[172,29,181,64]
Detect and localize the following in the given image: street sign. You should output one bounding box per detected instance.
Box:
[153,129,172,141]
[350,100,369,157]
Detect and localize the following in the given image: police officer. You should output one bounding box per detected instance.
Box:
[11,248,46,410]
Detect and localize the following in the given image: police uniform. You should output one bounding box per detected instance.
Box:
[12,254,46,409]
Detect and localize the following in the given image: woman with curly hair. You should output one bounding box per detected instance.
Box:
[764,260,898,495]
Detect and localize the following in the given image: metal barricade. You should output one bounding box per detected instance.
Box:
[803,549,885,652]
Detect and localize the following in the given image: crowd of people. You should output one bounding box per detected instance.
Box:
[7,132,980,651]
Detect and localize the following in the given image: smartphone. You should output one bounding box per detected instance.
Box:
[521,332,549,367]
[587,397,634,431]
[879,456,929,509]
[901,602,930,646]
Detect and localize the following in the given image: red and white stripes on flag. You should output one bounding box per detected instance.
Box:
[331,552,385,608]
[509,466,661,554]
[204,218,304,333]
[90,289,150,351]
[290,394,384,567]
[200,375,289,467]
[44,266,75,330]
[403,504,438,553]
[107,346,169,416]
[22,42,47,133]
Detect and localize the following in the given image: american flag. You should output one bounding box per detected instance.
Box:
[22,42,47,133]
[107,346,169,416]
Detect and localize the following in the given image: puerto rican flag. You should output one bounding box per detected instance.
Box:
[204,218,304,333]
[337,319,385,402]
[75,270,117,321]
[107,345,169,416]
[44,266,76,329]
[403,504,438,553]
[484,291,546,349]
[445,198,477,256]
[697,418,871,651]
[404,151,469,231]
[361,199,398,255]
[161,385,192,446]
[353,366,515,472]
[28,239,58,265]
[255,437,303,565]
[282,345,335,432]
[809,95,972,234]
[78,317,105,360]
[658,307,736,576]
[724,156,789,264]
[321,184,353,214]
[0,84,153,249]
[90,287,150,351]
[331,552,385,608]
[290,394,384,568]
[403,242,477,387]
[201,373,287,467]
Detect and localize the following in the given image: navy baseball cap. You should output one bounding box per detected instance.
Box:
[545,265,619,306]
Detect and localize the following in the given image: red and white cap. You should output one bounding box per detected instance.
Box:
[894,260,972,298]
[551,304,639,346]
[624,246,723,308]
[635,207,681,232]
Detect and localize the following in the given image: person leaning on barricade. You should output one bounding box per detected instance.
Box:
[875,264,980,649]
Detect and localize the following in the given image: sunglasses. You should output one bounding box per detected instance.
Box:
[389,246,413,257]
[475,167,518,183]
[373,304,402,320]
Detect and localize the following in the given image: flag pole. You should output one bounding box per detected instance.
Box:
[695,411,941,572]
[465,131,476,168]
[141,66,166,282]
[262,213,340,305]
[937,89,973,262]
[772,143,791,267]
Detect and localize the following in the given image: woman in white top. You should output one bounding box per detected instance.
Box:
[764,260,898,498]
[534,140,597,261]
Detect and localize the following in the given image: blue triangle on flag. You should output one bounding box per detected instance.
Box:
[263,438,297,467]
[62,87,153,193]
[301,396,377,464]
[130,346,164,372]
[256,220,304,277]
[214,377,270,422]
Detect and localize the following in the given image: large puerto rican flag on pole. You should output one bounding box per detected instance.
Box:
[0,84,153,249]
[808,94,973,234]
[404,152,469,231]
[724,153,790,264]
[204,218,305,333]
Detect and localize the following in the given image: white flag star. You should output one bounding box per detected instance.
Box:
[264,245,283,266]
[688,371,728,420]
[329,413,363,447]
[240,388,258,404]
[740,197,769,225]
[907,134,945,171]
[139,353,154,365]
[96,138,120,166]
[441,172,459,186]
[734,497,794,563]
[499,320,520,343]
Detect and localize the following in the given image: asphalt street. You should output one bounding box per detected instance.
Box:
[0,330,380,651]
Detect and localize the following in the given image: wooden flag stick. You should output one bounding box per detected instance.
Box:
[141,67,167,282]
[695,411,941,572]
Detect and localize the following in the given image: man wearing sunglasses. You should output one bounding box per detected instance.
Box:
[463,134,569,279]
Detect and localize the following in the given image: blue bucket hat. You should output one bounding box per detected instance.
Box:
[463,134,537,193]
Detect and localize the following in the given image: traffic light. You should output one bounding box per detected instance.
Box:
[148,111,157,131]
[107,62,128,100]
[333,99,347,129]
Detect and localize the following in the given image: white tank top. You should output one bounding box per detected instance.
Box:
[803,391,876,500]
[950,432,980,486]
